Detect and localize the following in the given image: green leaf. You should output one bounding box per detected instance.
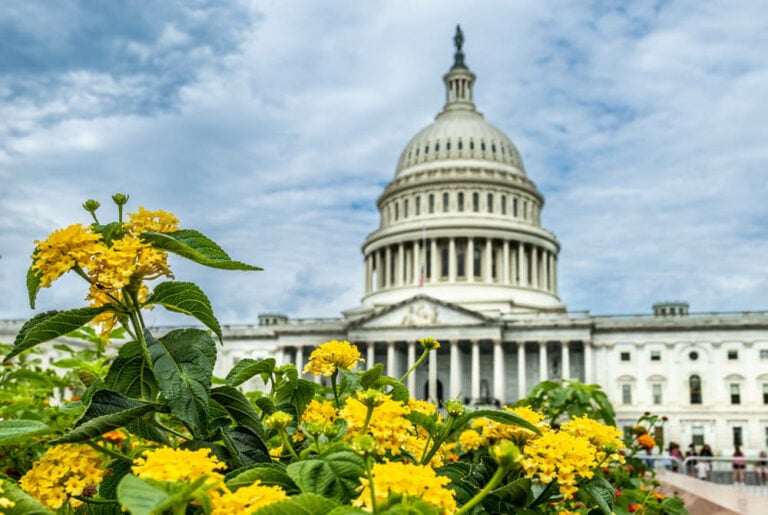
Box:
[491,477,530,506]
[116,474,172,515]
[226,358,275,387]
[125,418,171,446]
[211,386,264,436]
[253,493,339,515]
[221,426,271,467]
[147,328,216,437]
[582,476,615,515]
[226,463,299,494]
[374,375,409,402]
[0,477,54,514]
[99,459,133,500]
[145,281,222,342]
[55,390,156,445]
[26,266,42,310]
[274,378,316,415]
[450,409,540,440]
[327,507,369,515]
[0,420,51,445]
[254,397,276,417]
[8,307,110,360]
[359,364,383,389]
[140,229,261,271]
[405,410,437,435]
[93,221,126,247]
[104,342,158,400]
[286,450,365,504]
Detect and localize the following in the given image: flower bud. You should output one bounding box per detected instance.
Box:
[265,411,293,431]
[359,389,385,408]
[419,337,440,350]
[351,435,377,456]
[445,400,465,417]
[82,199,101,214]
[303,421,324,438]
[111,193,129,206]
[323,423,341,439]
[491,441,520,468]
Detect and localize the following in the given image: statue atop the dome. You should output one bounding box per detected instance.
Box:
[452,25,467,70]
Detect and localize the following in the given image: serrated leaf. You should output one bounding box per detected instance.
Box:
[582,476,615,515]
[359,364,383,389]
[226,358,275,387]
[274,378,315,415]
[374,375,409,402]
[211,386,263,436]
[286,450,365,504]
[26,266,42,310]
[8,307,110,360]
[104,341,157,400]
[145,281,222,342]
[99,459,133,500]
[253,493,339,515]
[140,229,261,271]
[0,477,54,514]
[147,328,216,437]
[125,418,171,446]
[116,474,172,515]
[405,410,437,434]
[225,463,299,493]
[221,425,271,467]
[0,419,51,445]
[254,396,276,417]
[55,390,156,445]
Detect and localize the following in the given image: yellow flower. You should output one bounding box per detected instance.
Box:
[354,461,457,514]
[303,340,363,376]
[31,224,103,287]
[265,411,293,431]
[19,444,106,510]
[419,337,441,350]
[521,430,597,500]
[132,447,225,485]
[458,429,483,453]
[209,481,287,514]
[125,207,179,234]
[341,392,411,456]
[561,415,625,464]
[295,399,338,441]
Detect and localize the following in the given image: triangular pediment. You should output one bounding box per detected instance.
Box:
[350,295,491,329]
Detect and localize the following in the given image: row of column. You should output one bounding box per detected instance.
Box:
[364,238,557,294]
[283,339,591,405]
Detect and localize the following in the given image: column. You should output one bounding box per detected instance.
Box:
[510,243,517,285]
[365,254,372,294]
[296,346,304,378]
[384,246,392,287]
[450,340,461,400]
[467,238,474,283]
[484,239,493,282]
[471,340,481,400]
[428,349,438,404]
[448,237,456,282]
[397,243,405,287]
[430,239,438,284]
[542,250,549,292]
[562,341,570,379]
[374,251,381,290]
[387,342,397,377]
[531,247,539,288]
[493,340,505,404]
[413,241,421,286]
[539,340,548,382]
[552,254,557,292]
[407,341,416,393]
[518,243,527,286]
[517,341,526,399]
[366,342,375,370]
[502,241,510,284]
[583,340,593,383]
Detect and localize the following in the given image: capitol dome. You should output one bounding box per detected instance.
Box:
[358,26,564,316]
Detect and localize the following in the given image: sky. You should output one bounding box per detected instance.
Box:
[1,0,767,327]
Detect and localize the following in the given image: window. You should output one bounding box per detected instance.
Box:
[728,350,738,360]
[472,192,479,212]
[522,200,528,219]
[415,196,420,216]
[765,427,768,448]
[692,426,704,446]
[689,351,699,361]
[761,349,768,359]
[622,384,632,405]
[652,384,662,405]
[512,197,518,217]
[458,139,463,150]
[487,193,493,213]
[730,383,741,404]
[443,193,449,212]
[650,351,661,361]
[456,243,466,278]
[763,383,768,404]
[458,192,464,212]
[446,140,451,151]
[473,247,481,278]
[469,140,474,150]
[429,194,435,214]
[440,246,449,278]
[733,426,743,447]
[689,375,702,405]
[501,195,507,214]
[620,352,631,362]
[404,199,409,218]
[395,203,399,220]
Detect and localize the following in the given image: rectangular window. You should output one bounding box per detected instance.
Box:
[443,193,449,212]
[501,195,507,214]
[692,426,704,446]
[456,244,466,278]
[763,383,768,404]
[650,351,661,361]
[404,199,409,218]
[512,197,518,217]
[472,192,479,212]
[761,349,768,359]
[733,426,743,447]
[440,246,449,278]
[728,350,738,360]
[652,384,662,405]
[731,383,741,404]
[622,384,632,405]
[487,193,493,213]
[620,352,631,362]
[429,194,435,214]
[458,193,464,212]
[415,196,420,216]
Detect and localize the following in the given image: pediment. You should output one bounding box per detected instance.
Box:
[352,295,490,329]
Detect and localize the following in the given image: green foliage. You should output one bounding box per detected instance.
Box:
[140,229,262,271]
[144,281,222,342]
[286,450,366,504]
[515,379,616,426]
[253,493,339,515]
[8,307,110,360]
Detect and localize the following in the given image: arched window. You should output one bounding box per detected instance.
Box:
[415,196,421,216]
[689,375,702,405]
[458,192,464,212]
[487,193,494,213]
[472,192,479,212]
[442,192,449,212]
[429,194,435,214]
[404,199,409,218]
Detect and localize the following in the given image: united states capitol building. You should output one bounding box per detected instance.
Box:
[3,29,768,456]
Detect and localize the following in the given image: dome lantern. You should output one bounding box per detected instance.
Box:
[442,25,476,113]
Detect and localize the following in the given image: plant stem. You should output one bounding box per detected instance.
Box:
[331,370,341,409]
[361,404,375,435]
[85,440,131,462]
[455,463,507,515]
[281,430,300,461]
[364,455,378,515]
[399,349,429,382]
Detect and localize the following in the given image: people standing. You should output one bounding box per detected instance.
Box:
[756,450,768,485]
[733,445,746,484]
[700,444,714,481]
[685,443,698,477]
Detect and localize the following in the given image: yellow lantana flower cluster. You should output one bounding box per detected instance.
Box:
[303,340,363,376]
[341,392,413,456]
[209,481,287,514]
[354,461,457,514]
[561,415,625,464]
[295,398,338,441]
[19,443,107,510]
[521,430,597,500]
[132,447,225,484]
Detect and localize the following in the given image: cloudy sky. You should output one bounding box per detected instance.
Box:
[1,0,767,327]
